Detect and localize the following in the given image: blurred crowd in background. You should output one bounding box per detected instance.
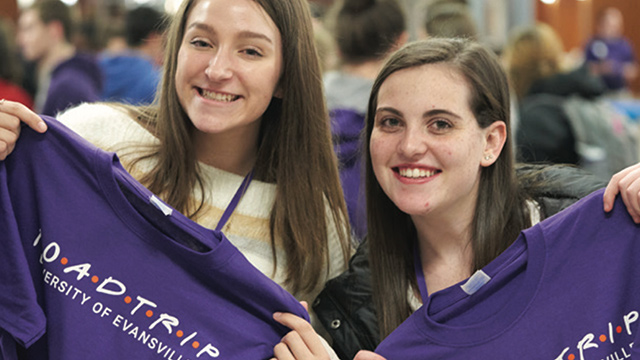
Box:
[1,0,640,203]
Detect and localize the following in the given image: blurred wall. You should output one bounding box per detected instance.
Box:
[0,0,19,22]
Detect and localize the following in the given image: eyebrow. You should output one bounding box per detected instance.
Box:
[376,107,462,120]
[186,22,274,45]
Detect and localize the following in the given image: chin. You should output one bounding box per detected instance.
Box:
[393,201,432,217]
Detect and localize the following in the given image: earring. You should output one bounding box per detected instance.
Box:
[484,154,492,160]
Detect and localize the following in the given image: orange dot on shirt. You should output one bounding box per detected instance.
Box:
[146,310,154,317]
[192,341,200,349]
[124,296,132,304]
[176,330,184,338]
[91,276,99,283]
[617,326,623,333]
[599,334,607,342]
[568,354,575,360]
[60,257,68,265]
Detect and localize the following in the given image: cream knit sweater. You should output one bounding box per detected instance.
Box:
[57,104,348,333]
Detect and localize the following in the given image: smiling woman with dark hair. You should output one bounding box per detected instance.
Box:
[269,38,640,360]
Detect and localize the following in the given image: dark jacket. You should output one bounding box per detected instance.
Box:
[516,67,607,165]
[313,165,607,360]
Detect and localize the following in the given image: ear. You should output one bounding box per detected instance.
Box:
[481,121,507,167]
[394,31,410,51]
[273,83,283,99]
[47,20,65,42]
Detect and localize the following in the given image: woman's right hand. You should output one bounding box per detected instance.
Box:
[0,99,47,160]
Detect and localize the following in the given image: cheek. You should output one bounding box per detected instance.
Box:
[446,135,483,164]
[369,134,391,184]
[256,64,282,101]
[176,47,190,75]
[369,132,391,167]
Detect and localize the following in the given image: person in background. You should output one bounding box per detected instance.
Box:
[423,1,477,41]
[99,6,168,105]
[323,0,408,240]
[584,7,638,95]
[16,0,102,116]
[0,0,352,357]
[0,18,33,109]
[506,23,638,181]
[506,23,603,166]
[309,1,338,74]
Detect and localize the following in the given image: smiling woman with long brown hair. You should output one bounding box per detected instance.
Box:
[0,0,352,351]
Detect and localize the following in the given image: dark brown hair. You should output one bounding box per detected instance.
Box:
[326,0,405,64]
[425,2,478,40]
[365,38,532,337]
[29,0,74,42]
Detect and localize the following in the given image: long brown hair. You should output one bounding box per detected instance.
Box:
[365,38,532,338]
[125,0,351,295]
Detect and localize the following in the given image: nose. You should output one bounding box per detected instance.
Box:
[205,50,233,81]
[397,127,428,159]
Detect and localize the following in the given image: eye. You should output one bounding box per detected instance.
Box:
[376,116,403,132]
[189,38,211,48]
[382,118,401,127]
[429,119,452,133]
[241,48,263,57]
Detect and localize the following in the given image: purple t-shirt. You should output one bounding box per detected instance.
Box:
[585,37,636,90]
[41,53,102,116]
[376,189,640,359]
[0,117,308,359]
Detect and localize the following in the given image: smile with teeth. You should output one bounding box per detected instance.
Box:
[200,89,239,102]
[397,167,439,179]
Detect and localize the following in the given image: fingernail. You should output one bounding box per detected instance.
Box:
[273,312,282,319]
[37,122,47,132]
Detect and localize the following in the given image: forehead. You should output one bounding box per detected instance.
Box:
[185,0,279,38]
[19,9,43,26]
[378,63,471,109]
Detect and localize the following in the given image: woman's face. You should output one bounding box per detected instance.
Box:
[175,0,283,138]
[370,63,500,219]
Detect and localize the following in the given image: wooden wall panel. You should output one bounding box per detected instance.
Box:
[535,0,591,52]
[0,0,19,22]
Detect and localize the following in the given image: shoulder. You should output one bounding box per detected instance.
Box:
[57,103,156,152]
[54,53,100,76]
[516,164,606,218]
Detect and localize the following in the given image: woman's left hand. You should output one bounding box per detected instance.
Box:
[271,302,330,360]
[603,162,640,223]
[354,350,387,360]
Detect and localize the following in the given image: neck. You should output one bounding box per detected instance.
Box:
[137,33,164,66]
[412,208,475,296]
[341,58,387,80]
[40,42,75,73]
[193,126,260,176]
